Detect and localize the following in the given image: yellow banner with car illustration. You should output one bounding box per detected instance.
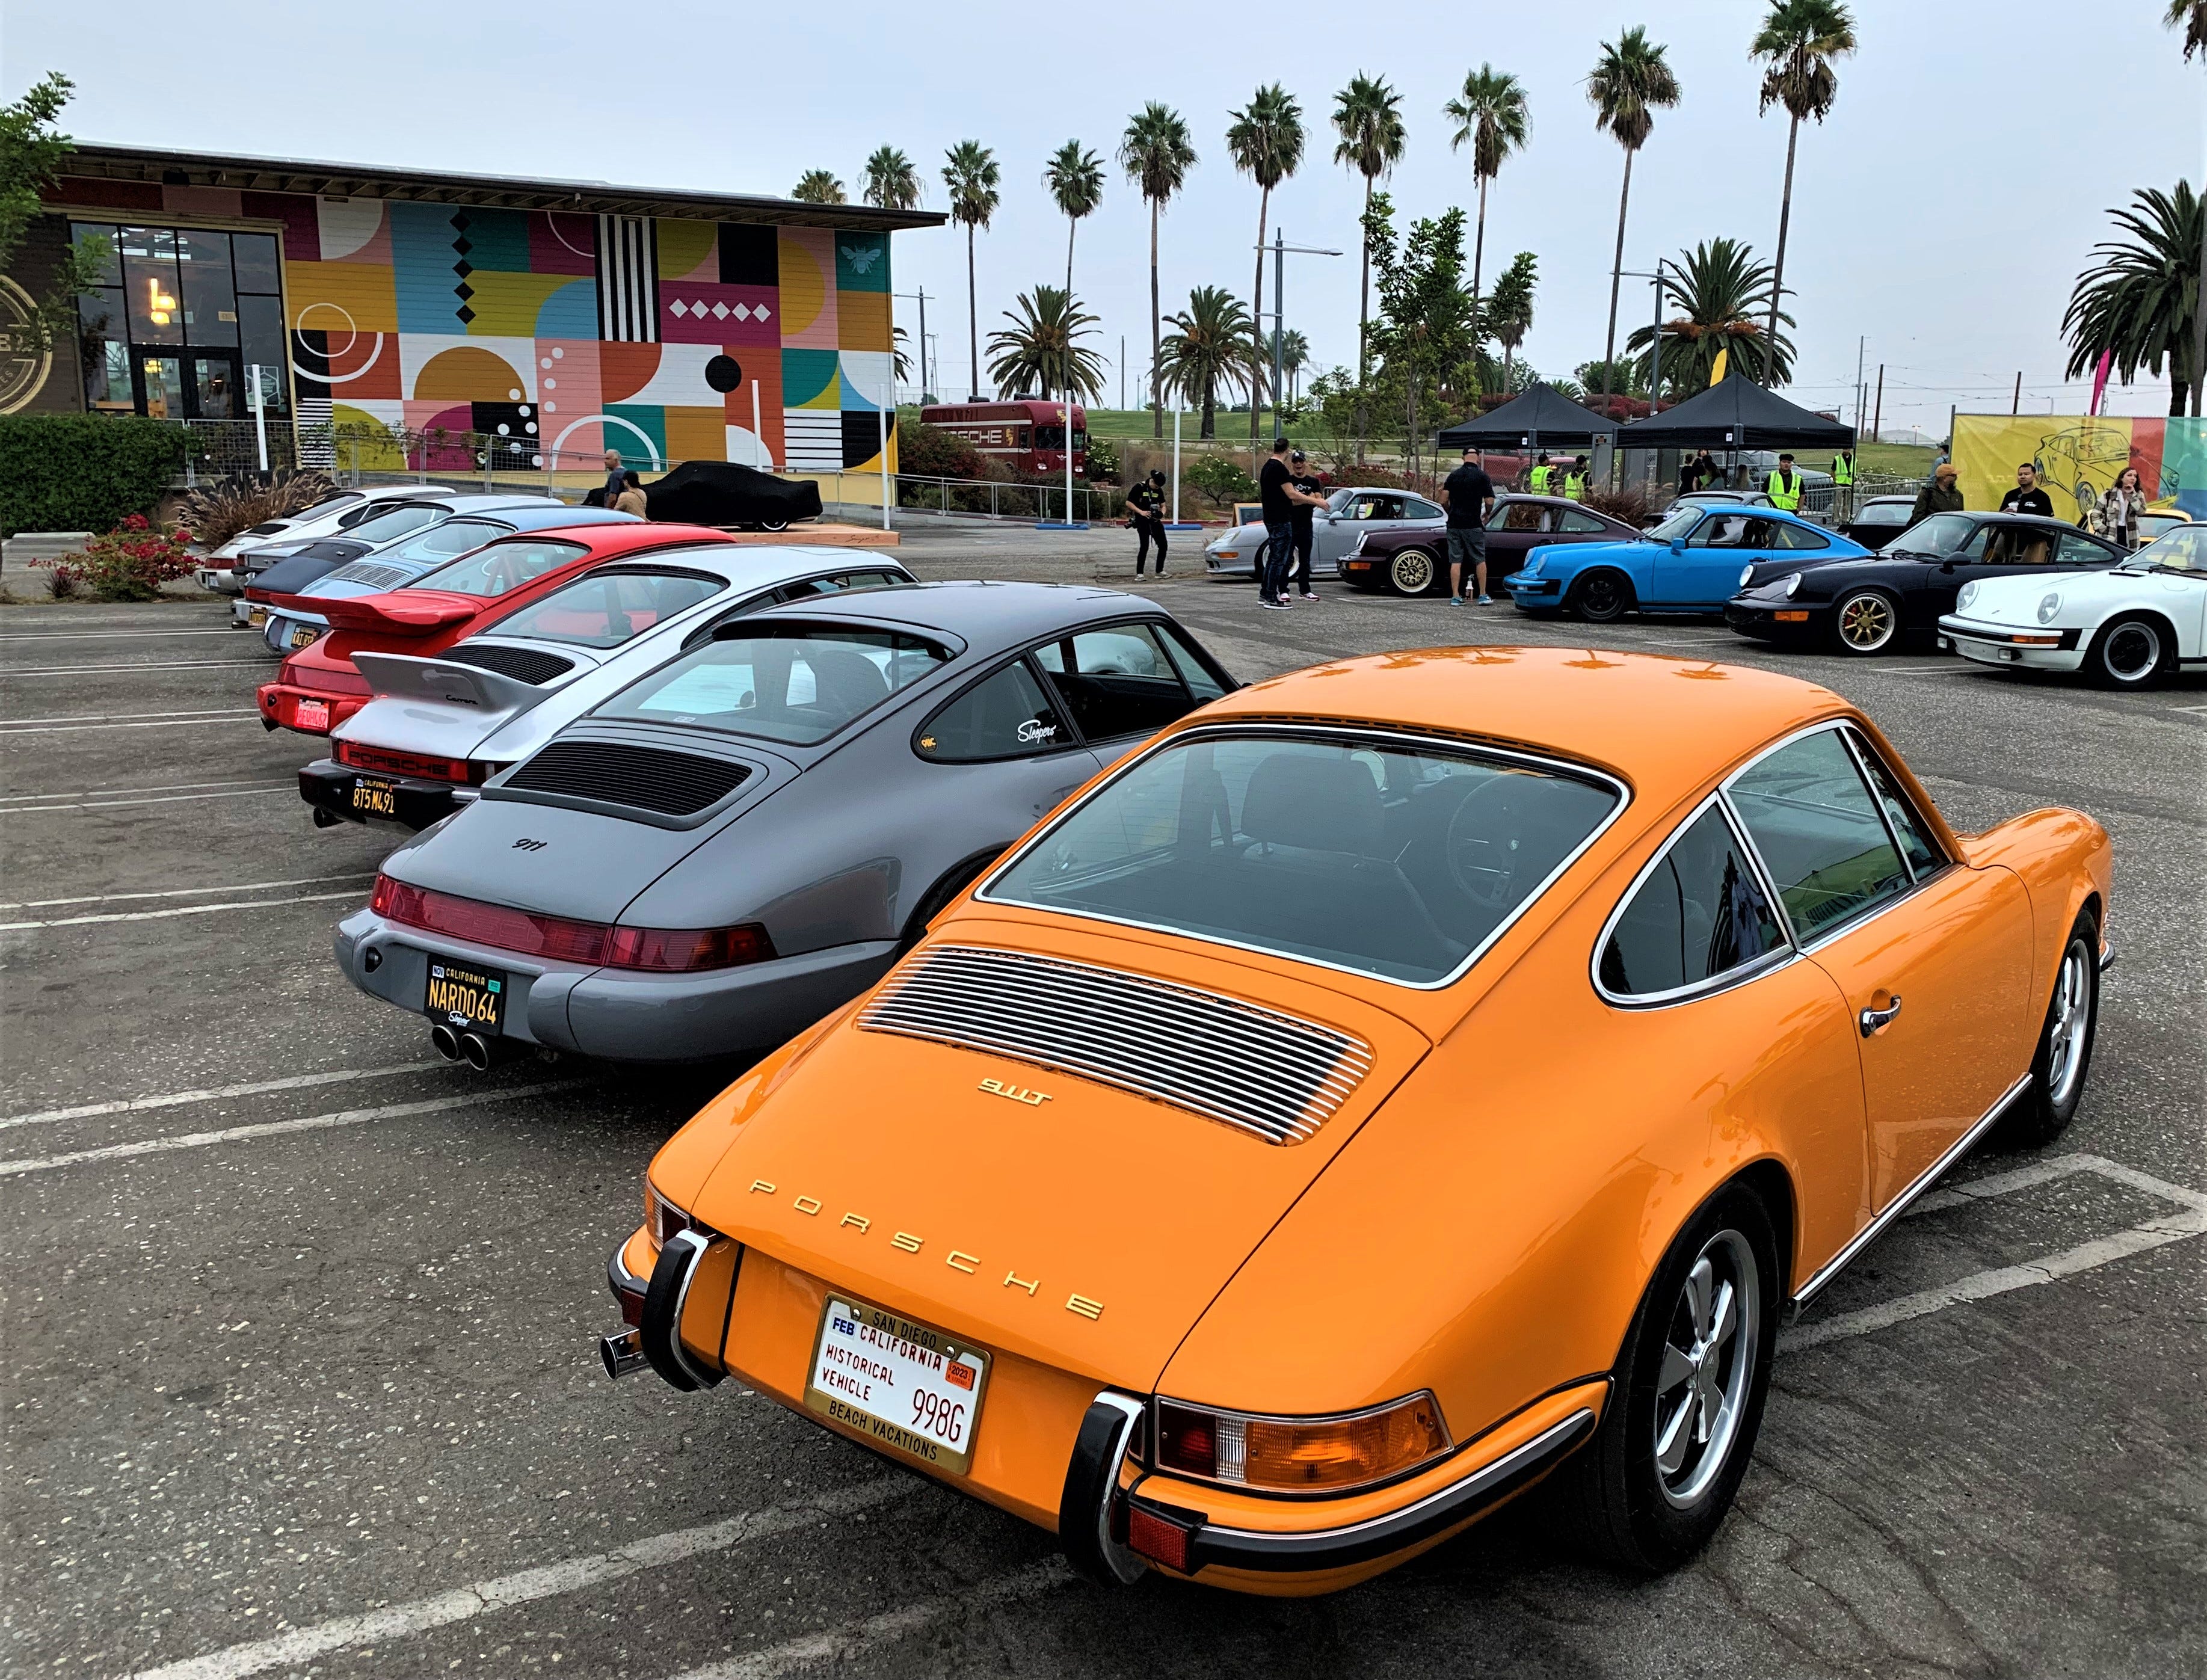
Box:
[1954,414,2207,522]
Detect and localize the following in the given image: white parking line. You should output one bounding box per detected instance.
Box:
[0,629,245,641]
[112,1480,920,1680]
[1,1061,435,1130]
[667,1560,1071,1680]
[2,660,271,675]
[1782,1153,2207,1352]
[0,1082,567,1177]
[0,712,260,734]
[0,707,253,727]
[0,891,362,931]
[5,786,293,814]
[0,872,372,911]
[0,778,292,806]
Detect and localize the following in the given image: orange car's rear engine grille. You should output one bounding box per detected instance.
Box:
[859,944,1373,1145]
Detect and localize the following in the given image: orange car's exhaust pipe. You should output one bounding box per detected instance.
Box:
[600,1329,647,1379]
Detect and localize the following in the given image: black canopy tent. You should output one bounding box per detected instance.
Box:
[1435,382,1618,451]
[1614,374,1854,452]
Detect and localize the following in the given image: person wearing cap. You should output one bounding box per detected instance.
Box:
[1126,469,1170,575]
[1907,460,1963,528]
[1766,452,1803,512]
[1287,450,1325,600]
[1563,455,1590,500]
[1441,443,1497,606]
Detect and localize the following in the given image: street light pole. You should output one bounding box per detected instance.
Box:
[1254,232,1341,443]
[893,288,931,404]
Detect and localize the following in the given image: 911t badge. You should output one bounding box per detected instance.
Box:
[978,1077,1049,1106]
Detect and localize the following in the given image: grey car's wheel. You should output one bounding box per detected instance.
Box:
[1387,547,1438,596]
[1544,1183,1778,1572]
[2085,614,2166,688]
[1996,911,2099,1149]
[1570,570,1633,623]
[1832,588,1900,654]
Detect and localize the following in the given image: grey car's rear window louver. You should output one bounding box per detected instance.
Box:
[504,740,750,816]
[326,561,410,591]
[437,644,577,686]
[858,944,1373,1145]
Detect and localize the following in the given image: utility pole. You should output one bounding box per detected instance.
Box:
[893,289,932,405]
[2011,372,2022,415]
[1872,363,1884,443]
[1852,336,1866,437]
[1255,230,1341,445]
[1119,335,1125,411]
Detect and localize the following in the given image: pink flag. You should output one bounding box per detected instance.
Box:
[2088,348,2114,416]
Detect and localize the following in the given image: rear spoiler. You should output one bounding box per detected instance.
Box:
[273,591,478,636]
[352,651,549,718]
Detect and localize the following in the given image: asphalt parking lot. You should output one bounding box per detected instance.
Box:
[4,522,2202,1679]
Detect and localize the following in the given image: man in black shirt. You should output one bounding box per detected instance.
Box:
[1256,437,1325,608]
[1287,450,1326,599]
[1441,444,1497,605]
[1126,470,1169,574]
[1998,461,2055,517]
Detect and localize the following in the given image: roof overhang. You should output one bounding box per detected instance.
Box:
[46,143,945,233]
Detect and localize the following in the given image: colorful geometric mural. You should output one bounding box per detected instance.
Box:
[103,183,899,475]
[1955,414,2207,522]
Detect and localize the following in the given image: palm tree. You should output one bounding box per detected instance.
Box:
[2169,0,2206,60]
[1586,27,1682,415]
[987,285,1107,402]
[1487,251,1537,394]
[1118,103,1198,437]
[1159,286,1259,439]
[861,147,921,211]
[1442,66,1531,346]
[1226,83,1307,445]
[1279,328,1310,406]
[1750,1,1857,380]
[941,141,1001,400]
[1625,238,1794,393]
[1042,141,1105,295]
[1331,74,1406,390]
[790,170,846,205]
[2062,182,2202,416]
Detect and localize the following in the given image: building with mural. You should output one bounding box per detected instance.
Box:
[4,144,941,478]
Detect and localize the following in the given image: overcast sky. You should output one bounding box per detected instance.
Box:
[9,0,2202,435]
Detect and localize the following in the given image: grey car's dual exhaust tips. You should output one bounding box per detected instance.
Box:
[428,1023,517,1072]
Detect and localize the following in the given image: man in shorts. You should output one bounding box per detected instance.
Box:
[1441,443,1496,605]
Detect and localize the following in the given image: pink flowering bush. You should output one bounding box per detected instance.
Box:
[38,514,199,602]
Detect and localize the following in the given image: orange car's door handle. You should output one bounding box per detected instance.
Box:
[1859,994,1903,1037]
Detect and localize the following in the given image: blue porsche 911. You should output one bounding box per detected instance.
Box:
[1504,505,1873,622]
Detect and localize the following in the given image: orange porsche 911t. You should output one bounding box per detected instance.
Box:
[597,647,2111,1595]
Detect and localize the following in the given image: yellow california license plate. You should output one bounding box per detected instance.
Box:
[248,605,268,625]
[350,776,398,818]
[289,623,321,650]
[804,1295,991,1476]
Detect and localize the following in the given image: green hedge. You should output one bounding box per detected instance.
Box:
[0,414,200,538]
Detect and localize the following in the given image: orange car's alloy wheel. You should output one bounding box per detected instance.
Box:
[1654,1230,1761,1509]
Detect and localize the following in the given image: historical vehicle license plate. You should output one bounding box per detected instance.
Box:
[248,605,268,625]
[351,775,398,818]
[288,623,321,650]
[804,1295,991,1476]
[294,698,330,731]
[424,959,505,1035]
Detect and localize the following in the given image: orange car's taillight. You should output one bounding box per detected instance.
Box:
[1154,1394,1451,1492]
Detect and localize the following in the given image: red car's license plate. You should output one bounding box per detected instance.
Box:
[294,698,330,731]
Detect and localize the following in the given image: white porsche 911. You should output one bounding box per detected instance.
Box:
[1938,523,2206,688]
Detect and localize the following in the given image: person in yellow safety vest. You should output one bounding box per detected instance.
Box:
[1831,448,1856,522]
[1563,455,1590,500]
[1528,453,1554,494]
[1767,452,1803,512]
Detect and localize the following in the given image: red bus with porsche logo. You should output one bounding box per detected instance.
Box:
[920,399,1087,476]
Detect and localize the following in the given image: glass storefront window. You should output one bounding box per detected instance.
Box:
[70,220,285,419]
[179,230,238,346]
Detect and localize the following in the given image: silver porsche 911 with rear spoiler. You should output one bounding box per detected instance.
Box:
[299,546,914,831]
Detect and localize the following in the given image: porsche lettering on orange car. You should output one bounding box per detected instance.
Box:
[597,645,2112,1595]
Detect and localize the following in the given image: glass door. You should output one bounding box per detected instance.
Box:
[188,352,241,419]
[137,355,183,419]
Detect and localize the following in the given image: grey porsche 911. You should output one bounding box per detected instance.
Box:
[333,582,1236,1066]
